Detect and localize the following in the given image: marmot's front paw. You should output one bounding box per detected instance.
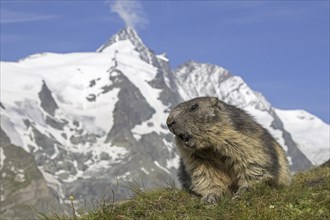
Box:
[232,186,249,200]
[201,193,219,204]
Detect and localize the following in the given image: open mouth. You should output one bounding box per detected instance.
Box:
[179,134,190,142]
[178,133,194,148]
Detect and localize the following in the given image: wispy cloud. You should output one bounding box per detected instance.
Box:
[0,9,58,24]
[106,0,148,29]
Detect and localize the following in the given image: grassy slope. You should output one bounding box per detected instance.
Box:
[43,165,329,220]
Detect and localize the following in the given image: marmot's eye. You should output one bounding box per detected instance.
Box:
[190,104,198,111]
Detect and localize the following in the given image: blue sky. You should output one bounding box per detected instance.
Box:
[1,0,329,123]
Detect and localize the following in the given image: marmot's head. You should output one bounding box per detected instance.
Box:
[167,97,228,150]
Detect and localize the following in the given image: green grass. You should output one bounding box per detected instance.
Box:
[41,165,330,220]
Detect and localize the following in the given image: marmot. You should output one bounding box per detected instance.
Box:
[166,97,291,204]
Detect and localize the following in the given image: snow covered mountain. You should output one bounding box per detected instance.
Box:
[1,27,329,218]
[275,109,329,165]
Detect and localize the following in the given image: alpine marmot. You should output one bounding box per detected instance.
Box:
[166,97,291,204]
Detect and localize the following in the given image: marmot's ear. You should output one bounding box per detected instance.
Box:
[211,97,225,110]
[210,97,218,107]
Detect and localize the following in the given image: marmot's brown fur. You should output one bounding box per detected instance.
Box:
[166,97,291,204]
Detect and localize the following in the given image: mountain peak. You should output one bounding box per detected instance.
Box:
[97,26,159,66]
[96,26,144,53]
[123,26,139,38]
